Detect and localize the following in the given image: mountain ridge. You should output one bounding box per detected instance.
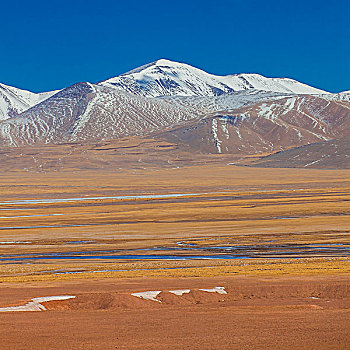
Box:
[100,59,328,97]
[0,58,340,122]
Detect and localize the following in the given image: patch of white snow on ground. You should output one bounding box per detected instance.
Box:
[304,158,322,167]
[168,289,191,296]
[31,296,76,303]
[199,287,227,294]
[0,295,76,312]
[212,119,222,153]
[131,291,162,302]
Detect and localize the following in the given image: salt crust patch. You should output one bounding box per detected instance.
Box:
[199,287,227,294]
[131,291,162,302]
[0,295,76,312]
[168,289,191,296]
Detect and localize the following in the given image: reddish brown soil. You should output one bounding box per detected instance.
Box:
[0,275,349,349]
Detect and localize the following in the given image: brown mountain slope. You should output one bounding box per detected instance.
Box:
[0,83,194,146]
[155,95,350,156]
[248,138,350,169]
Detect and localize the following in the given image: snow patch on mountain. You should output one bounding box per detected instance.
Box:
[326,90,350,102]
[160,90,291,115]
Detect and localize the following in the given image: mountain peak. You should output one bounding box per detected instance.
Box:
[120,58,183,77]
[0,82,58,120]
[152,58,184,66]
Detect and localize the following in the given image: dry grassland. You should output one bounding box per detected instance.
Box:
[0,146,349,279]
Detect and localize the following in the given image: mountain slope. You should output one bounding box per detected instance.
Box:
[100,59,328,97]
[0,83,57,121]
[155,95,350,155]
[0,82,195,146]
[0,83,348,151]
[160,90,290,115]
[0,86,299,147]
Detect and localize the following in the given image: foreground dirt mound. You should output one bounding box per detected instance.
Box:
[42,281,350,311]
[44,288,229,310]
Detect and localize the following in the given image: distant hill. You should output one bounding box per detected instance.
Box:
[248,138,350,169]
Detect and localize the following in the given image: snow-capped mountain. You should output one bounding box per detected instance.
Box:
[0,81,348,149]
[0,83,57,121]
[0,58,348,169]
[100,59,328,97]
[0,59,332,122]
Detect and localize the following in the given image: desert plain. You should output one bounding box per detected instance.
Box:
[0,138,349,349]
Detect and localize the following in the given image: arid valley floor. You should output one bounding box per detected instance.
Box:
[0,139,349,349]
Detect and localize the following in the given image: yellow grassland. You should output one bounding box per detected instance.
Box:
[0,258,349,283]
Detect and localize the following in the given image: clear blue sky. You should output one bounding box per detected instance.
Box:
[1,0,349,93]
